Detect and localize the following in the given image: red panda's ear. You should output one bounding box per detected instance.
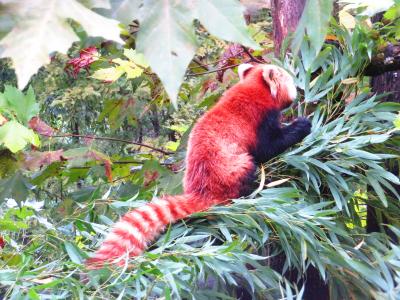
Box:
[262,68,278,98]
[238,63,253,81]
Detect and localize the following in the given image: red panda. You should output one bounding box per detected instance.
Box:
[86,64,311,268]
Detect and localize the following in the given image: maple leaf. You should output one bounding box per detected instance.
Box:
[28,117,55,137]
[23,150,64,171]
[91,49,148,82]
[63,147,113,181]
[144,170,159,187]
[65,46,99,78]
[0,0,122,88]
[0,121,40,153]
[0,114,7,126]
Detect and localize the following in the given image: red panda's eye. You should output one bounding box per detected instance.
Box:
[268,70,274,80]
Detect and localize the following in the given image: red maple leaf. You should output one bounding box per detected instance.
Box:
[144,171,159,187]
[0,236,5,248]
[85,150,113,182]
[29,117,55,137]
[24,150,65,170]
[201,79,219,95]
[104,160,113,182]
[65,46,99,78]
[0,114,8,126]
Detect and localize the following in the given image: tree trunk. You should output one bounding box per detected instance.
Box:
[150,105,161,137]
[367,14,400,239]
[368,15,400,103]
[270,1,330,299]
[71,119,82,189]
[367,79,400,241]
[272,0,306,55]
[370,71,400,103]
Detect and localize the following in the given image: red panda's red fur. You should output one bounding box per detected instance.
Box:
[86,64,303,268]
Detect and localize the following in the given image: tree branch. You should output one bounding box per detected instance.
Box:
[48,133,173,155]
[242,47,265,63]
[364,43,400,76]
[70,160,174,169]
[186,60,251,77]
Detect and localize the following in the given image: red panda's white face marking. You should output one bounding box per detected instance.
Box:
[261,65,297,108]
[238,63,297,109]
[238,63,254,81]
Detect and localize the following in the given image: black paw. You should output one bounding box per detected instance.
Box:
[292,117,311,137]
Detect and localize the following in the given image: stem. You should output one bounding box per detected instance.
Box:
[186,60,251,77]
[242,47,265,63]
[47,133,173,155]
[188,51,245,70]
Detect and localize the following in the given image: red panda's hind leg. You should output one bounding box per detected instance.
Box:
[237,162,257,197]
[211,148,257,200]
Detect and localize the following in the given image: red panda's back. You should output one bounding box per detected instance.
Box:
[182,86,266,200]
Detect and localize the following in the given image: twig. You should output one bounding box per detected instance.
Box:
[364,43,400,76]
[191,58,210,71]
[186,60,251,77]
[70,160,174,169]
[188,51,245,70]
[242,46,265,64]
[48,133,173,155]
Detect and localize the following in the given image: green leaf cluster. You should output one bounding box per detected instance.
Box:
[0,86,40,152]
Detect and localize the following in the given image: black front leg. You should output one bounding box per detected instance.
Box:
[280,117,312,148]
[253,110,311,163]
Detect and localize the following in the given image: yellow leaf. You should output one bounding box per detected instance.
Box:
[31,277,56,284]
[125,67,143,79]
[394,112,400,130]
[165,141,179,151]
[112,58,144,79]
[123,49,149,68]
[91,67,124,82]
[266,178,290,188]
[247,165,266,199]
[339,10,356,29]
[341,77,359,85]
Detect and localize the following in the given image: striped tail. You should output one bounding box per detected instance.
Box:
[86,193,210,268]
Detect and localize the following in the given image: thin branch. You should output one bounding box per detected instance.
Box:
[113,160,174,165]
[242,47,265,64]
[48,133,173,155]
[364,59,400,76]
[188,51,245,70]
[191,58,210,71]
[364,43,400,76]
[70,160,174,169]
[186,60,251,77]
[188,27,264,72]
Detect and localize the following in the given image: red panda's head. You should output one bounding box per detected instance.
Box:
[238,63,297,109]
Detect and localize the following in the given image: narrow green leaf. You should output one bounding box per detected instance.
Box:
[292,0,333,55]
[136,0,197,106]
[64,241,85,264]
[196,0,260,49]
[367,174,388,207]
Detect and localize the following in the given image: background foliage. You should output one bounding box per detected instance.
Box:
[0,0,399,299]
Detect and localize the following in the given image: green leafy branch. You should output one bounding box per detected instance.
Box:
[0,86,40,152]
